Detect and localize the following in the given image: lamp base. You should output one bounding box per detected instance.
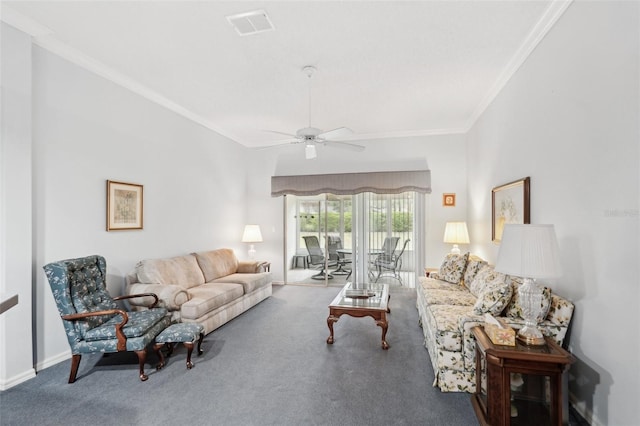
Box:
[450,244,461,255]
[516,325,546,346]
[247,244,256,260]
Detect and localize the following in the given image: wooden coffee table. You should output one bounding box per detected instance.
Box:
[326,282,390,349]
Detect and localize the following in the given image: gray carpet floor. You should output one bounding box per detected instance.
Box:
[0,285,478,426]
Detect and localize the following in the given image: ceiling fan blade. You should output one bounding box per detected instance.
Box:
[317,127,353,140]
[324,140,365,152]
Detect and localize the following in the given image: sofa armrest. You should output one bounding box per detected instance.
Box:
[237,261,265,273]
[126,283,189,311]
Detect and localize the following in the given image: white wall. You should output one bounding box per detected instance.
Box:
[26,45,253,370]
[0,23,36,390]
[245,134,469,280]
[2,25,468,382]
[466,2,639,425]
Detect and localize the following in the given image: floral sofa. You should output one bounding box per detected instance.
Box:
[126,248,272,335]
[416,253,574,392]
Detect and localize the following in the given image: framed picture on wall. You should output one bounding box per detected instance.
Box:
[106,180,143,231]
[443,193,456,207]
[492,177,530,243]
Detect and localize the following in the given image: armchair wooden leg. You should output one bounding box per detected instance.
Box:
[68,354,81,384]
[197,332,204,356]
[135,350,149,381]
[184,342,195,369]
[153,343,166,371]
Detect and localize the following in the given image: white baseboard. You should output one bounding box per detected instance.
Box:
[570,392,603,426]
[36,350,71,371]
[0,368,36,391]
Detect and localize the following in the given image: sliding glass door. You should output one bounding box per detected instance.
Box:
[284,192,423,288]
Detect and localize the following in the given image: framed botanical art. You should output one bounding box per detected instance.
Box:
[106,180,143,231]
[442,193,456,207]
[492,177,530,243]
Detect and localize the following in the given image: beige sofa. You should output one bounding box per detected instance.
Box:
[126,248,272,335]
[416,253,574,392]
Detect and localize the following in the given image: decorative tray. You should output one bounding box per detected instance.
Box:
[345,289,376,299]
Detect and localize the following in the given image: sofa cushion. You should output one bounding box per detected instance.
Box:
[463,255,488,290]
[504,280,552,322]
[419,276,468,292]
[211,272,271,294]
[472,279,513,315]
[437,253,469,284]
[136,255,205,289]
[180,283,244,320]
[84,308,168,342]
[127,283,189,311]
[193,249,239,282]
[421,288,477,307]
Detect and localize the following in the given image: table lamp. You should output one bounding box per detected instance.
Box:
[443,222,470,255]
[241,225,263,260]
[495,224,562,345]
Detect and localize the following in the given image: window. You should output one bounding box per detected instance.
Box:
[286,192,423,288]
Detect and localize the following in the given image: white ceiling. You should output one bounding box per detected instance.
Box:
[2,1,571,148]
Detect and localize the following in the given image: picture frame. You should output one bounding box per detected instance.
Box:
[442,193,456,207]
[106,180,143,231]
[492,177,530,243]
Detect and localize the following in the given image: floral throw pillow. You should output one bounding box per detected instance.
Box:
[504,279,552,322]
[463,256,487,290]
[437,252,469,284]
[473,278,513,316]
[469,265,503,297]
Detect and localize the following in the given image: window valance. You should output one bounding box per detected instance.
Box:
[271,170,431,197]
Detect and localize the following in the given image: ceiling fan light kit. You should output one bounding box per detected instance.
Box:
[263,65,365,159]
[305,144,317,159]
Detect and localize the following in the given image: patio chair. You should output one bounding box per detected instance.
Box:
[43,255,171,383]
[303,236,335,280]
[369,236,400,278]
[374,238,410,284]
[328,236,350,276]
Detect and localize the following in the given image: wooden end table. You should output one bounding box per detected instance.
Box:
[471,326,574,426]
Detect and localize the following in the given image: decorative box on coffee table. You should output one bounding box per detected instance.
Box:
[471,326,574,426]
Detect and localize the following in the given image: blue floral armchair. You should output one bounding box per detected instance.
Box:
[43,255,171,382]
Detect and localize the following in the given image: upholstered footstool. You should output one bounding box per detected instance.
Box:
[154,323,204,369]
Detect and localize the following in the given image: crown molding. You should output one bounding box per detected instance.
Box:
[1,6,239,143]
[1,5,52,36]
[33,36,239,142]
[338,127,468,143]
[463,0,573,132]
[2,3,572,145]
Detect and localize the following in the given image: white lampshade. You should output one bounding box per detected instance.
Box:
[443,222,470,255]
[495,224,562,279]
[443,222,470,244]
[495,224,562,345]
[241,225,263,243]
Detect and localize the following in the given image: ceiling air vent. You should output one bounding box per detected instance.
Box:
[226,10,274,36]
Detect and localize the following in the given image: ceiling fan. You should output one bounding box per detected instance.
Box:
[263,66,365,159]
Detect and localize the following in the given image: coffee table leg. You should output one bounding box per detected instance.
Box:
[376,317,389,350]
[327,314,339,344]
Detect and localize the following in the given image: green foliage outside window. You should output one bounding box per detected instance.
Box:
[302,211,411,233]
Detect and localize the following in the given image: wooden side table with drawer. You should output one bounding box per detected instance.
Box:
[471,326,574,426]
